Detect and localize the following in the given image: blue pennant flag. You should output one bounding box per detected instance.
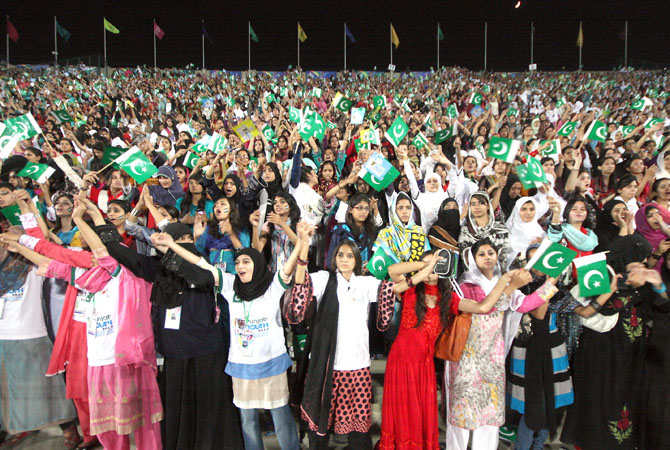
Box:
[345,24,355,43]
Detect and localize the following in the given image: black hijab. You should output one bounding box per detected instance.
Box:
[233,248,273,301]
[606,233,653,274]
[594,199,626,253]
[264,162,283,198]
[428,198,461,250]
[500,174,522,219]
[153,222,197,309]
[224,173,242,202]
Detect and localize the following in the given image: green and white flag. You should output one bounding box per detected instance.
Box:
[208,132,228,154]
[468,92,483,105]
[367,245,399,280]
[574,252,610,297]
[332,92,353,112]
[555,97,568,108]
[446,103,458,119]
[113,147,159,183]
[191,136,210,153]
[311,87,322,98]
[630,97,652,111]
[279,87,289,97]
[585,120,607,142]
[264,92,276,104]
[619,125,637,138]
[556,121,577,137]
[354,138,370,153]
[534,139,561,160]
[373,95,387,109]
[507,108,519,117]
[3,113,42,141]
[0,124,19,159]
[326,121,337,130]
[360,128,380,146]
[358,151,400,191]
[183,151,200,170]
[288,106,302,123]
[298,113,326,142]
[524,155,547,182]
[434,124,457,144]
[515,165,536,189]
[101,146,126,166]
[487,137,521,163]
[368,107,382,123]
[262,125,277,143]
[644,117,664,129]
[384,116,409,148]
[524,239,577,278]
[17,162,55,184]
[52,109,73,124]
[412,132,429,150]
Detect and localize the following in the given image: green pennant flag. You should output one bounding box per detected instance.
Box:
[183,151,200,170]
[288,106,302,123]
[17,162,55,183]
[574,252,611,297]
[525,156,547,182]
[358,152,400,191]
[249,24,259,42]
[525,239,577,278]
[384,116,409,148]
[52,109,73,124]
[3,113,42,141]
[367,245,399,280]
[556,121,577,137]
[435,124,457,144]
[208,132,228,154]
[644,117,664,129]
[373,95,387,109]
[332,92,353,112]
[468,92,483,105]
[585,120,607,142]
[104,18,120,34]
[515,165,536,189]
[101,146,126,166]
[56,20,71,41]
[437,24,444,41]
[262,125,277,143]
[487,137,521,163]
[114,147,158,183]
[412,132,429,150]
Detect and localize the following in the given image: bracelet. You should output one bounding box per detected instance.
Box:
[405,275,415,288]
[652,283,666,294]
[131,208,140,216]
[589,300,604,312]
[297,258,309,266]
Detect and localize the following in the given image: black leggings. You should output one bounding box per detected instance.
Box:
[308,430,371,450]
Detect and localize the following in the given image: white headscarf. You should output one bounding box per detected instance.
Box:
[417,173,448,234]
[460,245,501,296]
[655,150,670,180]
[505,197,545,266]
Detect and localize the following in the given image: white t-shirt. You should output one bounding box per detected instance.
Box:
[310,271,382,371]
[0,268,47,340]
[222,272,290,366]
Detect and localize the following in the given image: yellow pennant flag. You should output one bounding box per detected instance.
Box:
[298,23,307,43]
[391,24,399,48]
[576,22,583,48]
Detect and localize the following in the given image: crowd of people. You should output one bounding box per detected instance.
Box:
[0,65,668,450]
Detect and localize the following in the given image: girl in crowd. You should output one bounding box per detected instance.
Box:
[505,197,544,267]
[427,198,461,252]
[327,193,379,267]
[374,192,430,263]
[176,173,214,224]
[459,191,512,268]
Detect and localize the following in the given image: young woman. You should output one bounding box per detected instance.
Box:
[49,192,78,245]
[427,198,461,252]
[327,193,379,267]
[505,197,544,267]
[374,192,430,263]
[613,175,640,225]
[591,156,618,206]
[175,173,214,224]
[458,191,512,269]
[446,239,556,450]
[106,199,135,250]
[147,165,184,208]
[287,234,397,450]
[593,199,635,253]
[548,197,598,272]
[83,169,137,215]
[251,190,300,273]
[635,205,670,271]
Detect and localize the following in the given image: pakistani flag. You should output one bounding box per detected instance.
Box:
[555,97,567,108]
[525,155,548,182]
[557,121,577,137]
[326,121,337,130]
[311,87,322,98]
[332,92,353,112]
[0,205,22,226]
[644,117,663,129]
[534,139,561,160]
[373,95,387,109]
[299,113,326,142]
[619,125,637,138]
[507,108,519,117]
[434,124,457,144]
[113,147,159,183]
[264,92,276,104]
[368,107,382,123]
[525,239,577,278]
[468,92,483,105]
[262,125,277,143]
[17,162,55,184]
[191,136,210,153]
[3,113,42,141]
[630,97,652,111]
[585,120,607,142]
[0,124,19,159]
[358,152,400,191]
[487,137,521,163]
[384,116,409,148]
[288,106,302,123]
[367,245,399,280]
[101,146,126,166]
[183,151,200,170]
[208,132,228,154]
[360,128,381,146]
[412,132,429,150]
[447,103,458,119]
[515,165,536,189]
[52,109,73,124]
[354,138,370,153]
[574,252,610,297]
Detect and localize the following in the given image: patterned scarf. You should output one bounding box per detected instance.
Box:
[374,193,426,262]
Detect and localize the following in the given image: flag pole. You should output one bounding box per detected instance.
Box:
[344,22,346,71]
[103,17,107,74]
[54,16,58,66]
[437,22,439,70]
[624,20,628,68]
[578,21,582,70]
[390,23,393,66]
[484,22,487,71]
[201,20,205,69]
[248,22,251,72]
[530,21,534,66]
[297,24,300,69]
[153,19,157,70]
[6,16,9,70]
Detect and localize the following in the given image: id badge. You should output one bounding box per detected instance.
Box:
[86,314,97,336]
[238,333,253,356]
[164,307,182,330]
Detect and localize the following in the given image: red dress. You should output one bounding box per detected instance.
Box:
[379,284,454,450]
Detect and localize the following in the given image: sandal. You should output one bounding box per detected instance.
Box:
[0,431,37,448]
[63,423,83,449]
[76,437,101,449]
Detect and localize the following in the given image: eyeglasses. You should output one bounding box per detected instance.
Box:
[353,206,370,212]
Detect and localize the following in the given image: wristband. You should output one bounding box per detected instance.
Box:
[406,275,415,288]
[297,259,308,266]
[652,283,666,294]
[131,208,141,217]
[589,300,604,312]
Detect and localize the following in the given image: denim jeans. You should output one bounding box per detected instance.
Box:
[239,404,299,450]
[515,415,549,450]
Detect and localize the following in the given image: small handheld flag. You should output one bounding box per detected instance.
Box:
[525,239,577,278]
[574,252,611,297]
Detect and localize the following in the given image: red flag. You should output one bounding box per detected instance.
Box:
[153,21,165,40]
[7,18,18,42]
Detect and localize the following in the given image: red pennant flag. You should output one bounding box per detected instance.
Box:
[153,21,165,40]
[7,18,18,42]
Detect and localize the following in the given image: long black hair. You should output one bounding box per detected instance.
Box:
[208,197,242,239]
[180,173,207,218]
[414,249,452,328]
[328,240,362,276]
[272,190,300,232]
[562,195,593,229]
[345,193,378,241]
[51,193,74,234]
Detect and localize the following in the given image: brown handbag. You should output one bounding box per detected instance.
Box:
[435,310,472,361]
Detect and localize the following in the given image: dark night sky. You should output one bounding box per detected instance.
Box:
[4,0,670,72]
